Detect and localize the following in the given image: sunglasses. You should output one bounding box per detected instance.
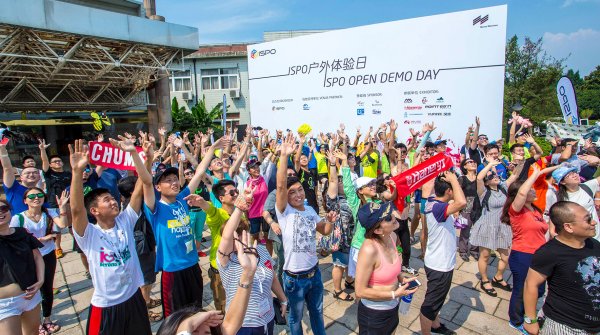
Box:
[228,189,239,197]
[26,193,45,199]
[465,160,475,164]
[360,181,377,189]
[184,171,194,176]
[84,168,91,173]
[400,150,407,154]
[287,173,297,177]
[0,205,10,213]
[484,173,498,181]
[50,160,62,164]
[478,137,488,140]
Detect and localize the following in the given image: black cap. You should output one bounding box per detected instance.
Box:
[357,202,395,230]
[153,167,178,185]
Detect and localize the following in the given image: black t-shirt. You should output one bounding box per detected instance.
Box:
[44,169,71,208]
[466,147,484,166]
[458,176,478,197]
[298,168,318,212]
[531,238,600,332]
[0,227,44,290]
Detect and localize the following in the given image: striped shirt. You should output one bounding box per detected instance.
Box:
[217,245,275,327]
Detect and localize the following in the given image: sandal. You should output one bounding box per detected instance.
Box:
[39,325,50,335]
[344,280,355,291]
[148,311,163,322]
[42,322,61,333]
[147,298,162,309]
[480,281,497,297]
[492,276,512,292]
[333,290,355,301]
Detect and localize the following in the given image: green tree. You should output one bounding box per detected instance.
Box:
[566,69,584,88]
[171,96,226,134]
[503,36,565,136]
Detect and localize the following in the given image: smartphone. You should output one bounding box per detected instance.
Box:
[175,131,181,137]
[406,279,421,290]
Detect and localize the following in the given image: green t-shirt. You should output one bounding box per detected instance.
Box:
[380,152,390,175]
[205,202,229,269]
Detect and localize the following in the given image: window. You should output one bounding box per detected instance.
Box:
[201,68,239,90]
[170,70,191,92]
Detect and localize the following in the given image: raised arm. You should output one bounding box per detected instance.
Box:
[53,190,71,229]
[441,171,466,215]
[229,142,248,178]
[476,159,500,196]
[276,135,296,213]
[511,165,541,212]
[188,136,229,193]
[470,117,480,150]
[0,142,15,188]
[39,139,51,172]
[69,140,90,236]
[509,111,518,144]
[293,135,304,173]
[327,150,339,199]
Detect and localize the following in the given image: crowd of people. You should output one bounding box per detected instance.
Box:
[0,112,599,335]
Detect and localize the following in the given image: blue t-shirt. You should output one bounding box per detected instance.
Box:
[302,146,317,169]
[209,173,231,209]
[3,182,28,215]
[143,187,197,272]
[477,159,509,181]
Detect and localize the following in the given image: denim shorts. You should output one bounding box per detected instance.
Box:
[348,246,360,278]
[332,251,349,268]
[249,217,269,235]
[0,292,41,321]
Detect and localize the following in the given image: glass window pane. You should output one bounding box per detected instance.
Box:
[182,78,191,91]
[201,69,219,76]
[220,68,236,75]
[221,76,229,89]
[175,79,183,91]
[228,76,238,89]
[211,77,219,89]
[202,77,211,90]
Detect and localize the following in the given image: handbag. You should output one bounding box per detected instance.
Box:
[272,298,287,325]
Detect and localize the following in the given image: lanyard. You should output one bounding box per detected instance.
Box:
[99,222,127,264]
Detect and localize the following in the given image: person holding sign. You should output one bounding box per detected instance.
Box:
[70,137,153,335]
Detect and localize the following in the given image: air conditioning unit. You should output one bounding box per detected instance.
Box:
[230,89,241,99]
[580,119,589,126]
[181,92,192,100]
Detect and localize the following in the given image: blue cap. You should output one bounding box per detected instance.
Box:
[434,140,447,146]
[552,165,577,184]
[357,202,395,230]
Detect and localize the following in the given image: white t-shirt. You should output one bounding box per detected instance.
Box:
[10,212,58,256]
[276,204,321,272]
[73,206,143,307]
[423,198,456,272]
[546,178,600,241]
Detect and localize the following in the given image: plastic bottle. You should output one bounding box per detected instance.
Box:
[398,293,413,315]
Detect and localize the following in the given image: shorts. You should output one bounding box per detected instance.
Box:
[0,292,41,321]
[420,266,454,321]
[420,199,427,214]
[138,251,157,286]
[249,217,269,235]
[86,289,151,335]
[357,300,399,335]
[190,210,206,241]
[332,250,349,268]
[348,246,360,278]
[161,264,203,318]
[208,266,226,313]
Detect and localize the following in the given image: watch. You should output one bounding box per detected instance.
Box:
[524,316,537,324]
[238,280,251,289]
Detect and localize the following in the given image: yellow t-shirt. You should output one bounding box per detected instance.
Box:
[313,151,329,174]
[205,202,229,269]
[361,151,379,178]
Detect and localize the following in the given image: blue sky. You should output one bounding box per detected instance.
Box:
[157,0,600,75]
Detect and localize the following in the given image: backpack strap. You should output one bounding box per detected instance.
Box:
[17,213,24,228]
[579,183,594,199]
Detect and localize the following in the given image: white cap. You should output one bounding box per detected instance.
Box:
[354,177,375,189]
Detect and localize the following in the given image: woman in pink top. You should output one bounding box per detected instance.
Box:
[245,159,272,253]
[500,164,558,333]
[355,201,418,335]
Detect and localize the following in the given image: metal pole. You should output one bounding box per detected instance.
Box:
[222,94,227,131]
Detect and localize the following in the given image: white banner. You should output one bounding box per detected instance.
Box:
[556,76,580,125]
[247,5,507,143]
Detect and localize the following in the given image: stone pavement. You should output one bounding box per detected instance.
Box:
[49,228,532,335]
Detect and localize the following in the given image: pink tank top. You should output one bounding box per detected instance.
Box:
[368,240,402,286]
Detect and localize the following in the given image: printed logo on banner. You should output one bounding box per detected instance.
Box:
[272,106,285,111]
[372,109,381,114]
[422,97,428,104]
[404,98,413,103]
[357,101,365,106]
[250,48,277,59]
[472,15,489,25]
[436,97,444,103]
[404,106,423,110]
[372,100,382,107]
[303,104,310,110]
[425,105,452,109]
[357,108,365,115]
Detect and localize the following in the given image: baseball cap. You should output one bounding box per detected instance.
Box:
[354,177,375,190]
[516,130,528,138]
[153,167,178,185]
[247,158,261,168]
[357,202,395,230]
[552,165,577,184]
[434,140,447,146]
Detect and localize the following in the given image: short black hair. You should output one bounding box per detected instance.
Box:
[509,143,525,153]
[213,180,236,199]
[22,155,35,164]
[549,201,580,233]
[434,175,452,197]
[117,176,138,199]
[49,154,61,161]
[84,188,111,215]
[395,143,407,150]
[287,176,301,189]
[424,141,435,149]
[484,143,500,154]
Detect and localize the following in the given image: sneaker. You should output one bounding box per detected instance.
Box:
[84,271,91,280]
[55,248,64,259]
[508,321,529,334]
[402,266,418,276]
[431,323,456,335]
[198,250,207,257]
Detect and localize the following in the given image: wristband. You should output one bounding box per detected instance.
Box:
[280,300,289,306]
[0,154,8,158]
[595,198,600,201]
[238,280,251,289]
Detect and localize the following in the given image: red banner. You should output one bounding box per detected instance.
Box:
[88,141,146,171]
[392,153,454,210]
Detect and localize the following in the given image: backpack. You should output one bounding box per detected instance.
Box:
[554,183,593,201]
[17,212,54,236]
[470,186,507,223]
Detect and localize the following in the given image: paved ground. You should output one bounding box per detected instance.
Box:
[48,223,532,335]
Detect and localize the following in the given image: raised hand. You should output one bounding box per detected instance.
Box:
[109,135,137,152]
[326,210,339,223]
[38,139,51,150]
[333,149,347,161]
[523,133,535,144]
[389,119,397,131]
[173,137,184,148]
[56,190,70,208]
[439,170,457,183]
[234,230,258,273]
[158,127,166,136]
[212,136,231,149]
[475,116,480,126]
[409,128,419,137]
[69,139,89,172]
[97,133,104,143]
[280,134,296,156]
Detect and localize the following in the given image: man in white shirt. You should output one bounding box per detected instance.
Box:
[419,171,466,335]
[275,135,337,335]
[70,137,154,335]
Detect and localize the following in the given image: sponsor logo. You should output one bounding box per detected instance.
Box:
[403,112,408,118]
[272,106,285,111]
[250,48,276,59]
[357,101,365,106]
[425,104,452,109]
[403,120,422,125]
[372,100,382,107]
[404,106,423,110]
[404,98,413,103]
[303,104,310,110]
[473,15,489,25]
[404,120,410,124]
[422,97,428,104]
[372,109,381,114]
[357,108,364,115]
[408,113,423,116]
[436,97,444,103]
